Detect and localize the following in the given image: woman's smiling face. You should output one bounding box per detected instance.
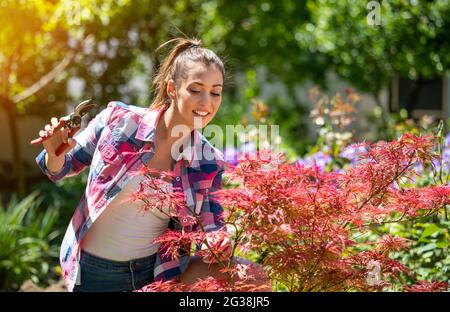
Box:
[167,61,223,129]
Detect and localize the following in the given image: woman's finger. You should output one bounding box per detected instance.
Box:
[61,128,68,143]
[51,117,59,127]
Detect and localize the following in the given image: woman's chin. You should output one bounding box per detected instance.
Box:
[190,119,210,129]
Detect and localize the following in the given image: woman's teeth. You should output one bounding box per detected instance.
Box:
[193,110,209,117]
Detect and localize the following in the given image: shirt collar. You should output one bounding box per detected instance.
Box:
[135,105,165,142]
[135,105,203,167]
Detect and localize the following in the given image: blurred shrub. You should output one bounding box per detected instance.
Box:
[376,125,449,285]
[296,86,360,172]
[365,105,450,142]
[0,191,61,291]
[297,87,449,287]
[29,171,88,239]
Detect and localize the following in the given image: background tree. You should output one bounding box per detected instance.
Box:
[298,0,450,134]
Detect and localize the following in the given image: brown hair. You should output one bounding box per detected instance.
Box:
[150,37,225,109]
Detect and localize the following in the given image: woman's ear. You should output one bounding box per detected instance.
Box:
[166,79,176,99]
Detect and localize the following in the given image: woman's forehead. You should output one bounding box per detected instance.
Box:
[183,61,223,85]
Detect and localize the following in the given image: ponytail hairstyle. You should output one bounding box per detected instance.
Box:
[150,37,225,109]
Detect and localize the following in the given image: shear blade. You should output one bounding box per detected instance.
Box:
[75,99,98,117]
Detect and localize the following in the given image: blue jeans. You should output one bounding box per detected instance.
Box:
[72,249,156,292]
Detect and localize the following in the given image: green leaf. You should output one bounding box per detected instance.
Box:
[436,241,449,248]
[416,243,437,255]
[419,224,441,241]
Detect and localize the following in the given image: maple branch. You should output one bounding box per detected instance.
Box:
[12,51,74,103]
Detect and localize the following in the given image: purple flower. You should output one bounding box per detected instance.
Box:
[223,147,238,166]
[314,151,332,170]
[296,151,332,173]
[413,162,424,175]
[431,148,450,173]
[432,133,450,173]
[444,133,450,148]
[240,141,257,154]
[441,146,450,172]
[339,144,367,165]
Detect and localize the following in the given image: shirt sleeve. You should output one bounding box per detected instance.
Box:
[35,102,116,183]
[153,163,226,282]
[193,165,225,233]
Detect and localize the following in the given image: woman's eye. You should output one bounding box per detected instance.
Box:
[189,89,200,94]
[211,93,221,97]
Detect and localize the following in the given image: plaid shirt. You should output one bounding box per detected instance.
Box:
[35,101,225,292]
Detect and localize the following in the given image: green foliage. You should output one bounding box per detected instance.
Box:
[266,94,311,157]
[29,171,88,237]
[370,121,449,287]
[0,191,61,291]
[365,106,449,143]
[300,88,449,289]
[300,0,450,96]
[200,0,328,86]
[3,0,450,290]
[379,215,449,284]
[3,0,450,159]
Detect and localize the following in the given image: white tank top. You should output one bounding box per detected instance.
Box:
[81,174,172,261]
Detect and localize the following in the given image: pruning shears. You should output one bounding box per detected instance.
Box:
[30,99,98,156]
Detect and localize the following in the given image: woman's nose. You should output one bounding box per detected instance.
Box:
[198,93,211,106]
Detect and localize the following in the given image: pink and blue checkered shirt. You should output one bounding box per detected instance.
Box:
[35,101,225,292]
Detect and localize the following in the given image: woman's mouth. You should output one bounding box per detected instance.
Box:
[192,110,210,117]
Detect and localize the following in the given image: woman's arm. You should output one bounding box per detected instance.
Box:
[193,165,225,232]
[45,152,66,174]
[35,102,116,182]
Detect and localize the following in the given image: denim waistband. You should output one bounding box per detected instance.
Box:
[80,249,157,273]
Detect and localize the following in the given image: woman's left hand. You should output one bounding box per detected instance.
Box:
[199,232,232,264]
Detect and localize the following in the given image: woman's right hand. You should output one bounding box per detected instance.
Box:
[39,117,77,157]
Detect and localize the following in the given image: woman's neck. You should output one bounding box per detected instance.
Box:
[156,104,191,147]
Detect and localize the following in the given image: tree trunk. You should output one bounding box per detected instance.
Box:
[2,96,25,197]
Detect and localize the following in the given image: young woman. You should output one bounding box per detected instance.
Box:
[35,37,270,292]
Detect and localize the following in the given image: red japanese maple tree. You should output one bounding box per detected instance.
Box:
[135,134,450,292]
